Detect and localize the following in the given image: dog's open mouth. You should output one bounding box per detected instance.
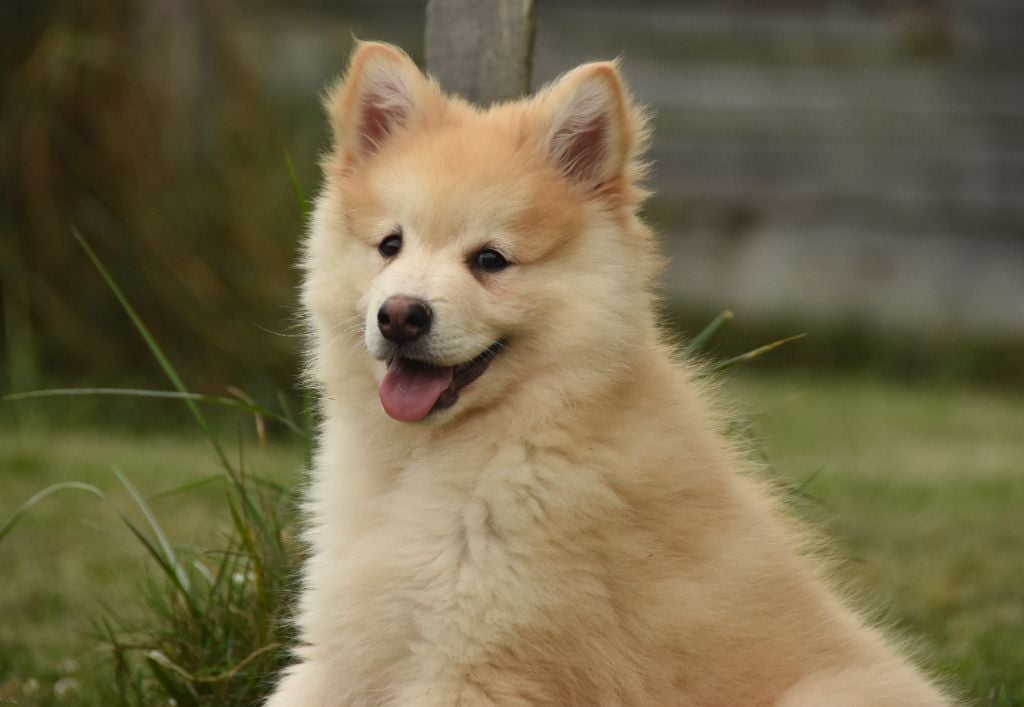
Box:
[379,342,502,422]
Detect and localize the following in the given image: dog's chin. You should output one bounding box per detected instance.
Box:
[376,342,503,423]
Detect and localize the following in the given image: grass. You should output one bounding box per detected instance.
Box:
[0,427,304,705]
[1,372,1021,704]
[725,372,1024,705]
[0,230,310,706]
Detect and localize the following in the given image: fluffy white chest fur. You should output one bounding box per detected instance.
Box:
[266,42,951,707]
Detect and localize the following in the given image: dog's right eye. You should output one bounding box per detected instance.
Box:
[378,232,402,258]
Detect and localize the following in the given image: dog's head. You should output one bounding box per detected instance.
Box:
[304,42,657,425]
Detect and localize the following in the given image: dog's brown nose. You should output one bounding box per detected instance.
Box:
[377,296,432,345]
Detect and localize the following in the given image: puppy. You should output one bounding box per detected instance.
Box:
[266,42,950,706]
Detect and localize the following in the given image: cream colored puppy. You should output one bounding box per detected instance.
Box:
[266,42,950,706]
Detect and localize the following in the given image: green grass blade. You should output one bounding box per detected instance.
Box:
[710,333,807,373]
[302,387,316,469]
[0,475,200,612]
[100,615,145,704]
[114,466,191,595]
[148,642,282,684]
[276,389,298,429]
[118,515,197,614]
[192,557,216,585]
[0,482,105,544]
[3,387,308,438]
[145,651,200,701]
[72,227,233,472]
[284,149,318,469]
[283,148,310,217]
[151,474,223,499]
[686,310,734,354]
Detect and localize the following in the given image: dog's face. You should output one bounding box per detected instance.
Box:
[304,43,654,424]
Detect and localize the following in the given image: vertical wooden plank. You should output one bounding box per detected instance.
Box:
[425,0,535,105]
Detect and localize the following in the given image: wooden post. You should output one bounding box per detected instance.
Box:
[425,0,535,105]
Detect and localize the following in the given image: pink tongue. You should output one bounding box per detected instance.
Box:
[379,358,454,422]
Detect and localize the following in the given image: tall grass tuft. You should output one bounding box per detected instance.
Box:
[101,464,300,705]
[70,226,308,704]
[3,226,309,704]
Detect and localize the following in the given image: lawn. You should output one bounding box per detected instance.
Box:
[726,373,1024,705]
[1,372,1021,705]
[0,426,304,705]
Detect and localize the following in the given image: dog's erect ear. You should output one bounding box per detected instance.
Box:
[537,62,639,189]
[325,42,432,161]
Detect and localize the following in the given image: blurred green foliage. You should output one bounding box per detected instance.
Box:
[1,0,308,397]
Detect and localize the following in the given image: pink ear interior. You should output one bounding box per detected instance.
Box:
[546,69,626,188]
[552,111,610,185]
[338,48,419,157]
[358,88,409,154]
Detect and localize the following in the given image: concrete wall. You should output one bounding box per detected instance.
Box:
[532,1,1024,337]
[244,0,1024,337]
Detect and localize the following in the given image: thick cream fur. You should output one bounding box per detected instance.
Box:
[267,42,951,706]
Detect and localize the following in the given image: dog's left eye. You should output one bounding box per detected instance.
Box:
[471,248,510,273]
[378,231,402,258]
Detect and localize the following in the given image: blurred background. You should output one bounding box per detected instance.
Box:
[2,1,1023,704]
[3,0,1023,406]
